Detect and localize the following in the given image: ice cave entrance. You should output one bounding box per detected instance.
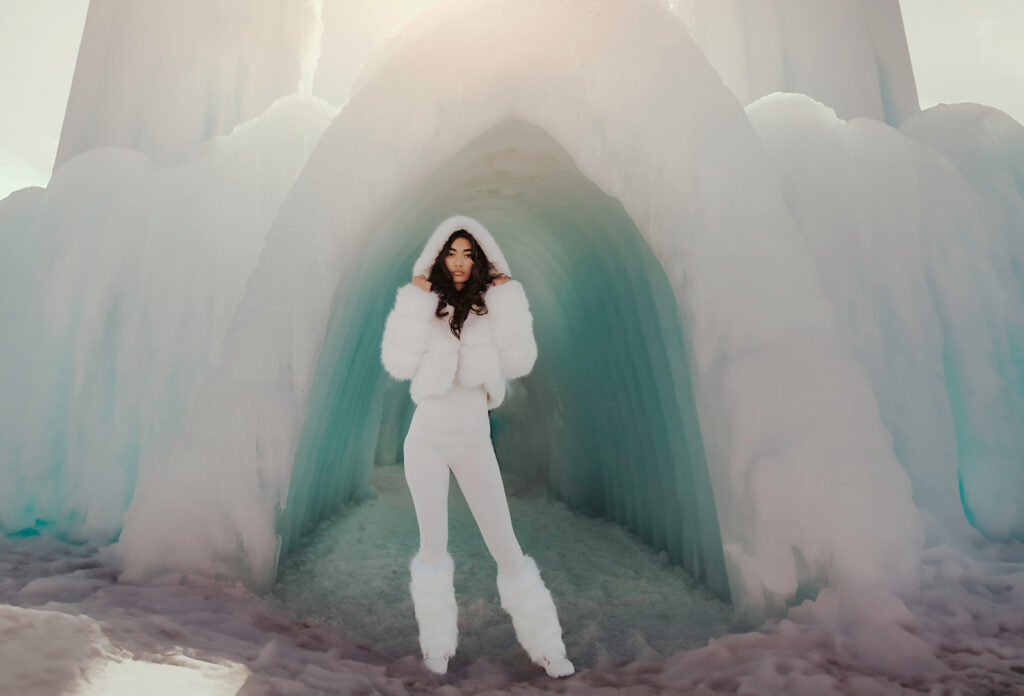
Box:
[278,118,731,604]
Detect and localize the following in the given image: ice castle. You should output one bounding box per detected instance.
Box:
[2,0,1022,621]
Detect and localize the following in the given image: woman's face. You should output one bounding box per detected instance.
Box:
[445,236,474,290]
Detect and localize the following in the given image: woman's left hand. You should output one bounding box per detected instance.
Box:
[491,274,511,286]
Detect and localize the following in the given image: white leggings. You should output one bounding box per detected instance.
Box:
[403,384,527,575]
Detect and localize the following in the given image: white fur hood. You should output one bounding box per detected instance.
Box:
[411,214,512,279]
[380,215,537,410]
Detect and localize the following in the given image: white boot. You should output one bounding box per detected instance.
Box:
[409,550,458,674]
[496,554,575,678]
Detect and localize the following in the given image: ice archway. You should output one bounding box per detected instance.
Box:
[282,118,731,599]
[114,0,920,617]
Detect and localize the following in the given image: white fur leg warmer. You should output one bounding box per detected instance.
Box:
[409,550,458,659]
[496,555,570,667]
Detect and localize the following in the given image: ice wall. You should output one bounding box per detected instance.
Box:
[114,0,921,617]
[747,94,1024,545]
[899,104,1024,540]
[0,96,335,542]
[672,0,920,126]
[54,0,324,169]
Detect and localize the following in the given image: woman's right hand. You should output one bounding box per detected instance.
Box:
[411,274,432,292]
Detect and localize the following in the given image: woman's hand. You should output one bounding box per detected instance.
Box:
[491,273,511,286]
[411,274,432,291]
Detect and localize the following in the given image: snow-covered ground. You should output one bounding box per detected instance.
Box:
[3,464,1023,695]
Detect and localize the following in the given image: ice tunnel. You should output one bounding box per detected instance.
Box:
[281,118,731,600]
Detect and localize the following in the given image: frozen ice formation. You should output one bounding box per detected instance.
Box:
[748,92,1024,545]
[672,0,920,125]
[54,0,324,168]
[1,0,1021,620]
[0,95,336,545]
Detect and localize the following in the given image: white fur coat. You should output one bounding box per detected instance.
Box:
[380,215,537,410]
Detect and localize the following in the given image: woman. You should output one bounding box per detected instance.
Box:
[380,214,574,678]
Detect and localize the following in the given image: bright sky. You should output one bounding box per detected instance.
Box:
[0,0,1022,198]
[900,0,1024,126]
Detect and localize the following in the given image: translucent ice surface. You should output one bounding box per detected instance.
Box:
[55,0,324,167]
[748,94,1024,543]
[900,103,1024,540]
[0,95,335,542]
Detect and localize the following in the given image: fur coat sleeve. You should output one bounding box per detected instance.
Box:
[484,279,538,378]
[380,283,437,380]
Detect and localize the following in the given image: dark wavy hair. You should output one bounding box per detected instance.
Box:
[427,229,500,339]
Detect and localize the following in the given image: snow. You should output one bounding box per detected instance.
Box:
[2,489,1023,694]
[276,466,737,665]
[655,540,1024,694]
[54,0,324,168]
[671,0,920,125]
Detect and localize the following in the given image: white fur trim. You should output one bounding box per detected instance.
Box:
[409,550,458,658]
[496,554,569,666]
[484,377,506,410]
[412,215,511,279]
[485,280,537,378]
[380,283,438,380]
